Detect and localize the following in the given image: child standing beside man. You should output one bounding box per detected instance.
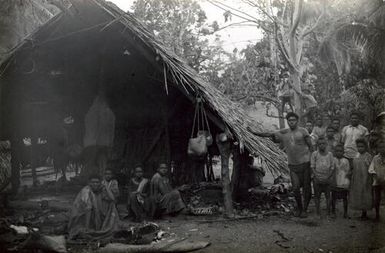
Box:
[311,137,334,217]
[331,144,351,218]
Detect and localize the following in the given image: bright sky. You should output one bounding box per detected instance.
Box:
[108,0,264,52]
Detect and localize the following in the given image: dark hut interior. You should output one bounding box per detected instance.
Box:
[0,1,222,179]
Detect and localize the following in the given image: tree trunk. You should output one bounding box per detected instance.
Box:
[216,135,234,217]
[278,107,285,129]
[291,70,303,117]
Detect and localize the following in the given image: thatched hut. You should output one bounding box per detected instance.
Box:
[0,0,286,190]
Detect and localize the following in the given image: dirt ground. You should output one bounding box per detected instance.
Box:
[5,190,385,253]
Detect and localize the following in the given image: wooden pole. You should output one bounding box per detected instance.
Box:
[216,134,234,217]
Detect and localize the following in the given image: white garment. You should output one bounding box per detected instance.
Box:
[334,157,350,189]
[341,125,369,159]
[83,96,115,147]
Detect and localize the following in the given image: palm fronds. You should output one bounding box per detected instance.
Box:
[318,0,385,74]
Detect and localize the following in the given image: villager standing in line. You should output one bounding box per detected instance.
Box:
[368,140,385,222]
[127,165,149,222]
[150,162,186,218]
[306,120,318,147]
[312,116,326,138]
[325,126,339,154]
[341,112,369,164]
[331,144,351,219]
[331,118,342,143]
[350,139,373,220]
[248,112,313,217]
[311,137,334,217]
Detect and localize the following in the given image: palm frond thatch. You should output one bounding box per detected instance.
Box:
[0,0,288,176]
[100,1,288,175]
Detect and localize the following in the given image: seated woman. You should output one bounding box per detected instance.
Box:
[67,174,120,240]
[101,168,120,202]
[150,162,185,218]
[127,165,149,222]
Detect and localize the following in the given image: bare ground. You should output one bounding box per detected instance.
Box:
[5,190,385,253]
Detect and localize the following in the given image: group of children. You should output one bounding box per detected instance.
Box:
[309,112,385,221]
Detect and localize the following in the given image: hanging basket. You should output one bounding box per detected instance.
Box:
[187,97,212,157]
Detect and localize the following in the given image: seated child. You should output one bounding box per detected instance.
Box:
[369,140,385,221]
[350,139,373,220]
[331,144,351,218]
[311,137,334,217]
[127,165,149,222]
[150,162,186,218]
[101,168,120,202]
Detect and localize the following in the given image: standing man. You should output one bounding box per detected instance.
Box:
[341,112,369,162]
[248,112,313,217]
[331,118,342,143]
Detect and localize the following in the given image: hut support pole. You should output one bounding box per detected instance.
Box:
[216,135,234,217]
[231,147,248,201]
[10,137,21,194]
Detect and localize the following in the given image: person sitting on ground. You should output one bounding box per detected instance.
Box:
[67,174,120,240]
[127,165,149,222]
[150,162,186,218]
[368,140,385,222]
[311,137,334,217]
[248,112,313,218]
[101,168,120,203]
[326,126,339,153]
[331,144,351,219]
[350,138,373,220]
[312,116,326,138]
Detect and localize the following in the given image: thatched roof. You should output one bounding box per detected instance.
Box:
[0,0,287,175]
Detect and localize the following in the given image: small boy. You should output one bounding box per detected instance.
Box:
[326,126,339,153]
[369,140,385,221]
[331,144,350,218]
[102,168,120,202]
[311,137,335,217]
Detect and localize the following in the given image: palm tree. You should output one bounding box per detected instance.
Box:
[319,0,385,78]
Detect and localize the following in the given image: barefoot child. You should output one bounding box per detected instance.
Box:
[331,144,350,218]
[350,139,373,220]
[311,137,334,216]
[369,140,385,221]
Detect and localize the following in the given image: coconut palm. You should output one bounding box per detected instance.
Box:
[319,0,385,77]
